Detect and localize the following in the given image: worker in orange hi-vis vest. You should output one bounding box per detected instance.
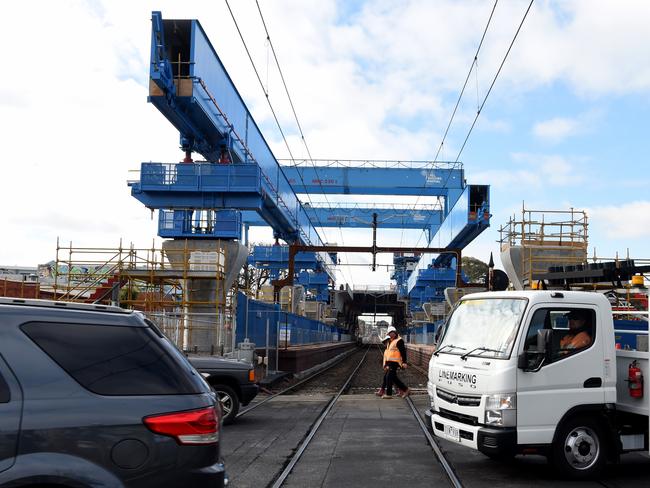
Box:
[560,310,592,352]
[382,326,409,399]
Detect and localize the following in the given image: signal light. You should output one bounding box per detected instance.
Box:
[144,406,220,445]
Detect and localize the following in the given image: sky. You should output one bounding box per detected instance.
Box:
[1,0,649,289]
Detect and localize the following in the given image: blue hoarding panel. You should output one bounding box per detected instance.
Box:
[235,293,345,347]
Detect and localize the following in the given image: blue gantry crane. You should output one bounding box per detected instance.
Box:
[129,12,491,335]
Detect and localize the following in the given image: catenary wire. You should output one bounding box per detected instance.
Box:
[253,0,356,287]
[399,0,499,248]
[224,0,347,286]
[413,0,534,249]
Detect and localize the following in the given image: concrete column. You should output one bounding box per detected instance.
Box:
[162,239,248,353]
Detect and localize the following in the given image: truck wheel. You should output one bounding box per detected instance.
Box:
[212,384,240,425]
[552,418,606,479]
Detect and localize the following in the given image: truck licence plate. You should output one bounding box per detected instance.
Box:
[444,424,460,442]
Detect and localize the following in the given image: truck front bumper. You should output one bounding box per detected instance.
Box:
[428,409,516,456]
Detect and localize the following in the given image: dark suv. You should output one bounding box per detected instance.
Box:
[0,297,225,488]
[188,356,259,424]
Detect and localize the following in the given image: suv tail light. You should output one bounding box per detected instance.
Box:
[248,369,255,382]
[144,406,220,445]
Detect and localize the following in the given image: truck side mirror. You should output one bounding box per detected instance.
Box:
[537,328,552,357]
[518,329,553,372]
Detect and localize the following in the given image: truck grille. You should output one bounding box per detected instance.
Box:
[439,408,479,426]
[436,387,481,407]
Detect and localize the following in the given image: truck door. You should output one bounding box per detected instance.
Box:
[516,306,603,445]
[0,354,22,472]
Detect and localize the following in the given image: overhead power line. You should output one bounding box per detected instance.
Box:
[401,0,499,248]
[453,0,534,163]
[414,0,535,249]
[254,0,356,287]
[225,0,354,285]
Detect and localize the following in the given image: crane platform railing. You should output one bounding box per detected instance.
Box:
[279,159,462,170]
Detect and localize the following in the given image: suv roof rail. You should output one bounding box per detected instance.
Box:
[0,297,131,314]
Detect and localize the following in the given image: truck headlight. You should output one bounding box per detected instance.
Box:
[427,381,436,411]
[484,393,516,427]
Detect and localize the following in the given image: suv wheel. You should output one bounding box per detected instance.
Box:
[212,384,239,424]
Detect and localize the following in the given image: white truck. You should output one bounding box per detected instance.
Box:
[426,290,648,479]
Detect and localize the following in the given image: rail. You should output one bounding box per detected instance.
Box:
[237,346,358,418]
[405,396,463,488]
[239,344,463,488]
[269,346,372,488]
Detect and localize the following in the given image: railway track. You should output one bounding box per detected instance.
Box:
[236,345,361,418]
[237,344,463,488]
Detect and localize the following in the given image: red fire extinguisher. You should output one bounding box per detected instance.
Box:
[628,360,644,398]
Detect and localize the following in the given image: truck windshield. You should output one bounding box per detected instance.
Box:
[438,298,527,359]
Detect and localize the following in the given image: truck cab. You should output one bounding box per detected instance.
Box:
[427,290,648,479]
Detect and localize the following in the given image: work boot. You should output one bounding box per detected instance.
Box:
[400,388,410,398]
[375,388,385,397]
[381,394,393,399]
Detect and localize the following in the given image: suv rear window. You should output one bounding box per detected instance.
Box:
[22,322,203,396]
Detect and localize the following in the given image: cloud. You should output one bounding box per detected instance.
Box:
[496,0,650,97]
[512,153,584,186]
[474,153,583,190]
[472,169,541,190]
[533,117,580,142]
[532,110,602,143]
[587,201,650,239]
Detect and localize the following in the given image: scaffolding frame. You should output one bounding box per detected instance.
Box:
[51,238,232,353]
[499,205,589,286]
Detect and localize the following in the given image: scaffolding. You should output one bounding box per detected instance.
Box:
[50,238,231,353]
[499,205,589,288]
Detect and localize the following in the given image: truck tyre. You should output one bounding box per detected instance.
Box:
[211,384,240,425]
[552,418,606,479]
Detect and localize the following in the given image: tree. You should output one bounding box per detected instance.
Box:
[462,256,488,284]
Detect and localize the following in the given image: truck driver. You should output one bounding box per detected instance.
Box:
[560,310,592,351]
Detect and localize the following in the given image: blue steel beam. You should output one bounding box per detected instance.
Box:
[281,164,464,196]
[241,206,442,230]
[304,205,442,229]
[144,16,315,240]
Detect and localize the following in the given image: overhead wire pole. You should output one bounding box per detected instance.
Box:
[413,0,535,249]
[253,0,356,288]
